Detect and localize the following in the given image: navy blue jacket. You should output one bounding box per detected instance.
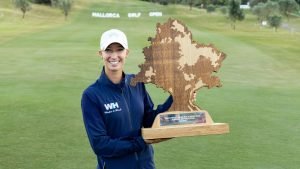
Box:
[81,69,173,169]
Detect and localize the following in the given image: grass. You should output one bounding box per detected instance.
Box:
[0,0,300,169]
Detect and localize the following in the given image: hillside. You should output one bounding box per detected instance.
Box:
[0,0,300,169]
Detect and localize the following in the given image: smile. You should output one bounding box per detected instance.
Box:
[109,61,120,64]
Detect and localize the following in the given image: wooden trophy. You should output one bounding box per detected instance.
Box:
[131,18,229,139]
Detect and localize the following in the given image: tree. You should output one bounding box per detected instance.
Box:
[209,0,229,5]
[241,0,249,4]
[188,0,194,10]
[198,0,209,8]
[206,4,216,13]
[278,0,300,21]
[33,0,51,5]
[268,14,282,31]
[252,1,281,25]
[58,0,73,20]
[220,6,228,14]
[216,0,230,5]
[252,2,267,24]
[51,0,59,7]
[14,0,31,19]
[249,0,268,7]
[159,0,169,5]
[228,0,245,30]
[264,0,280,18]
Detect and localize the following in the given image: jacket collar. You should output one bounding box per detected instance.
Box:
[98,67,126,89]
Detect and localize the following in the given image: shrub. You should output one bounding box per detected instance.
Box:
[268,15,282,31]
[32,0,51,5]
[159,0,168,5]
[206,4,216,13]
[220,6,228,14]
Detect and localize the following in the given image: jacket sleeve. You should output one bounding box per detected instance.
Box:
[81,90,146,158]
[142,84,173,128]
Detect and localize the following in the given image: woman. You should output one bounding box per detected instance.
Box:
[81,29,173,169]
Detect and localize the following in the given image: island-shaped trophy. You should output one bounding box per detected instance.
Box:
[131,18,229,139]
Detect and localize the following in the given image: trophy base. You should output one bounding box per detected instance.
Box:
[141,110,229,139]
[142,123,229,139]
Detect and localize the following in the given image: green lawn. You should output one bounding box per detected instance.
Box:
[1,0,300,169]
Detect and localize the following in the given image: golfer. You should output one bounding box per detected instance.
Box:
[81,29,173,169]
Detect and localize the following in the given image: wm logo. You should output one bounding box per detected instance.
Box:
[104,102,119,110]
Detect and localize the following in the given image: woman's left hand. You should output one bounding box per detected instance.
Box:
[144,138,172,144]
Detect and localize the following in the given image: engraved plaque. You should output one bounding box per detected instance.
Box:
[160,112,206,126]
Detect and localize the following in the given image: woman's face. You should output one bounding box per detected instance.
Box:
[100,43,129,73]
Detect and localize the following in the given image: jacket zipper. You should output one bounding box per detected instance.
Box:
[121,88,133,130]
[121,88,140,165]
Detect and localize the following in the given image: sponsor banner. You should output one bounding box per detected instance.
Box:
[91,12,163,18]
[128,12,141,18]
[92,12,120,18]
[149,12,162,17]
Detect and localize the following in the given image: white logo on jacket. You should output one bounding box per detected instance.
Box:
[104,102,122,114]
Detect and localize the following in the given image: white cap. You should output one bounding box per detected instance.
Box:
[100,29,128,50]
